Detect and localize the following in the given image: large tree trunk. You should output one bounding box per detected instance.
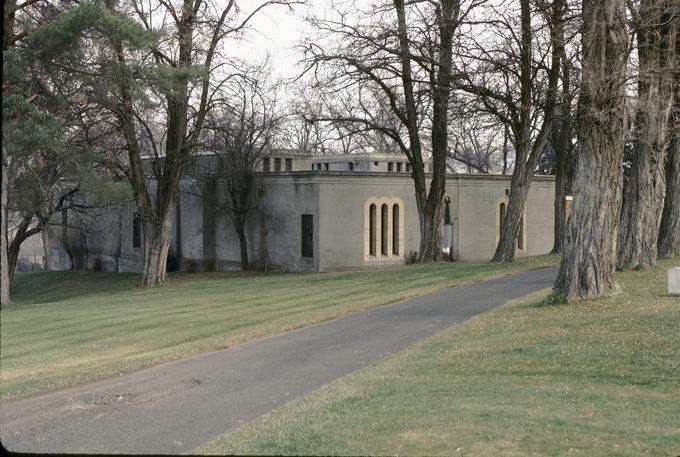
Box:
[658,92,680,257]
[617,0,676,269]
[493,157,533,262]
[555,0,628,300]
[142,207,175,285]
[1,146,10,304]
[139,0,193,284]
[418,199,445,261]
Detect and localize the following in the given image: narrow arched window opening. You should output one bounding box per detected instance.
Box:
[518,216,524,250]
[500,202,506,232]
[392,204,400,255]
[369,204,377,256]
[381,204,388,256]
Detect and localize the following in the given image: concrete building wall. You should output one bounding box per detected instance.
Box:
[257,175,319,271]
[177,181,203,269]
[35,172,556,274]
[449,175,555,260]
[524,179,556,255]
[63,205,144,272]
[314,173,420,271]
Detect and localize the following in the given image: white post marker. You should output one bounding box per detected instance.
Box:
[669,267,680,295]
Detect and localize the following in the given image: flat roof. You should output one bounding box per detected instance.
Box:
[258,171,555,181]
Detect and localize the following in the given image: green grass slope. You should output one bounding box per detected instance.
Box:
[0,254,557,401]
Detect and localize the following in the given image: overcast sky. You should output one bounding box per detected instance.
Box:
[230,1,321,81]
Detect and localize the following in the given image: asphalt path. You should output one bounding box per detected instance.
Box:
[1,266,557,454]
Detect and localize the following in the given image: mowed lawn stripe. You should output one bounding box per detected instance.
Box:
[1,255,558,401]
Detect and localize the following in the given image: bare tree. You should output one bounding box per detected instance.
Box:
[448,113,506,173]
[277,85,333,154]
[303,0,481,262]
[127,1,301,285]
[617,0,677,269]
[554,0,629,300]
[205,66,280,270]
[34,0,301,285]
[452,0,561,262]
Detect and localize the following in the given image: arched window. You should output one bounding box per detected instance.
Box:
[518,216,524,250]
[365,198,404,260]
[381,204,388,256]
[499,202,506,232]
[369,204,377,256]
[392,204,400,255]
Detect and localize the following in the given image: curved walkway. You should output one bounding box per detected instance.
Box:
[1,267,557,454]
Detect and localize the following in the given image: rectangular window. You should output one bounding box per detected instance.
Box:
[301,215,314,258]
[348,162,354,171]
[388,162,394,172]
[405,163,411,172]
[133,214,142,249]
[317,163,322,170]
[374,161,379,167]
[396,162,402,172]
[263,157,270,172]
[324,163,329,171]
[285,158,293,171]
[274,157,281,172]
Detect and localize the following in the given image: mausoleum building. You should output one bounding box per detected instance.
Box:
[20,153,557,273]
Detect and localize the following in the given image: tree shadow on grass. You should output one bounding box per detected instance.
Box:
[9,271,143,306]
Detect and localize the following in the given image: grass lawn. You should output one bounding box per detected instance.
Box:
[198,258,680,457]
[0,254,558,402]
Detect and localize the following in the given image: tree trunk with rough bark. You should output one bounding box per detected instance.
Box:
[617,0,676,269]
[1,146,10,304]
[555,0,628,300]
[493,154,533,262]
[658,90,679,257]
[142,208,175,285]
